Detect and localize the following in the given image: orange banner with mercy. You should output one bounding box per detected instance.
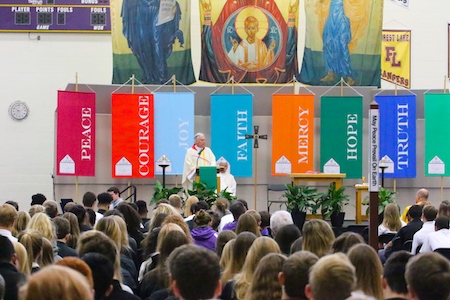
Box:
[272,94,315,175]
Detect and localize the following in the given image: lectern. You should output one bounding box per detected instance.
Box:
[195,166,221,192]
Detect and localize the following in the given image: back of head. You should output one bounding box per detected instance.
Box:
[82,253,114,300]
[55,257,94,288]
[158,230,190,264]
[68,204,87,227]
[169,244,221,300]
[423,205,438,221]
[13,211,31,237]
[0,235,14,263]
[28,205,45,218]
[18,229,43,270]
[26,212,55,240]
[405,252,450,300]
[136,200,148,216]
[347,244,383,300]
[382,203,402,231]
[259,210,271,228]
[308,253,355,300]
[236,213,260,236]
[383,251,413,295]
[232,232,257,269]
[248,253,286,300]
[77,230,120,281]
[270,210,294,238]
[194,209,212,227]
[435,216,450,230]
[332,232,365,253]
[282,251,318,299]
[184,196,199,217]
[19,265,93,300]
[5,201,19,211]
[216,230,237,257]
[237,199,249,211]
[30,193,46,206]
[82,192,97,208]
[0,204,18,228]
[274,224,301,255]
[97,192,113,205]
[245,209,261,224]
[116,202,142,232]
[43,200,58,219]
[302,219,335,257]
[168,194,182,209]
[417,188,429,201]
[408,204,423,219]
[230,201,246,220]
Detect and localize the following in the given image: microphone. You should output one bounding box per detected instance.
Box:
[196,148,205,166]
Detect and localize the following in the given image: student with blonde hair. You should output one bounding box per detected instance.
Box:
[12,211,30,238]
[305,253,356,300]
[231,236,281,300]
[347,244,383,300]
[0,204,18,242]
[19,265,94,300]
[39,237,55,268]
[26,212,55,241]
[183,195,199,218]
[302,219,335,257]
[28,205,44,218]
[13,241,30,275]
[17,229,43,274]
[379,203,405,236]
[219,239,235,271]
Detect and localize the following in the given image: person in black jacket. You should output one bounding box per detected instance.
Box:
[0,235,26,300]
[54,217,78,258]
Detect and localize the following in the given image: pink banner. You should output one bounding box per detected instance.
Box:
[56,91,96,176]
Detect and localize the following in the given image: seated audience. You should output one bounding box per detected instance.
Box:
[235,213,261,237]
[0,236,26,300]
[12,211,30,237]
[420,215,450,252]
[0,204,18,243]
[274,224,301,255]
[382,251,413,300]
[279,251,318,300]
[42,200,58,219]
[168,244,222,300]
[97,192,113,215]
[247,253,286,300]
[412,205,438,254]
[332,232,365,254]
[54,216,78,258]
[82,253,115,300]
[305,253,356,300]
[379,203,405,236]
[302,219,335,258]
[82,191,103,224]
[30,193,46,206]
[19,265,93,300]
[401,188,429,223]
[55,257,94,288]
[405,252,450,300]
[191,210,218,251]
[270,210,294,238]
[222,201,246,232]
[17,229,43,274]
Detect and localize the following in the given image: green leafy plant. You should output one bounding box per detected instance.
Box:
[362,187,396,215]
[150,181,183,205]
[283,184,319,213]
[318,183,350,219]
[187,182,237,207]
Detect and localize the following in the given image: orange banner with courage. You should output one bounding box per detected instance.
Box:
[112,94,154,178]
[272,94,315,176]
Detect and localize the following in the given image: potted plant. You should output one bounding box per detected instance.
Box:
[283,184,319,231]
[362,187,396,224]
[318,183,350,227]
[150,181,184,205]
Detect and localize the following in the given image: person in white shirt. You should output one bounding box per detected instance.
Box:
[378,203,406,236]
[82,191,103,224]
[412,205,438,254]
[217,158,237,197]
[0,204,18,242]
[182,133,216,193]
[107,186,123,210]
[420,216,450,253]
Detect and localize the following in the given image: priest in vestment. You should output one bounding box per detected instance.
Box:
[182,132,216,192]
[217,158,236,197]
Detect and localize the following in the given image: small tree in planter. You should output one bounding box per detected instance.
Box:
[188,182,237,208]
[150,181,184,206]
[283,184,319,231]
[318,183,350,227]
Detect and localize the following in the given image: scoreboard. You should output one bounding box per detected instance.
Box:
[0,0,111,32]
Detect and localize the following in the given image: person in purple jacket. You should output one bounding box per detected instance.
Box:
[191,210,218,251]
[222,201,246,232]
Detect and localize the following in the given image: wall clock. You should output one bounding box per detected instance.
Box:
[9,101,29,121]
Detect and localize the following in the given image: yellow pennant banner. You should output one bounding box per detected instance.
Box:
[381,30,411,88]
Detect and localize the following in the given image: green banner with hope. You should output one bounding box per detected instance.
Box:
[320,96,363,179]
[424,93,450,176]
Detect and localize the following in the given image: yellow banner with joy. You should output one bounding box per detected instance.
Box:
[381,30,411,88]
